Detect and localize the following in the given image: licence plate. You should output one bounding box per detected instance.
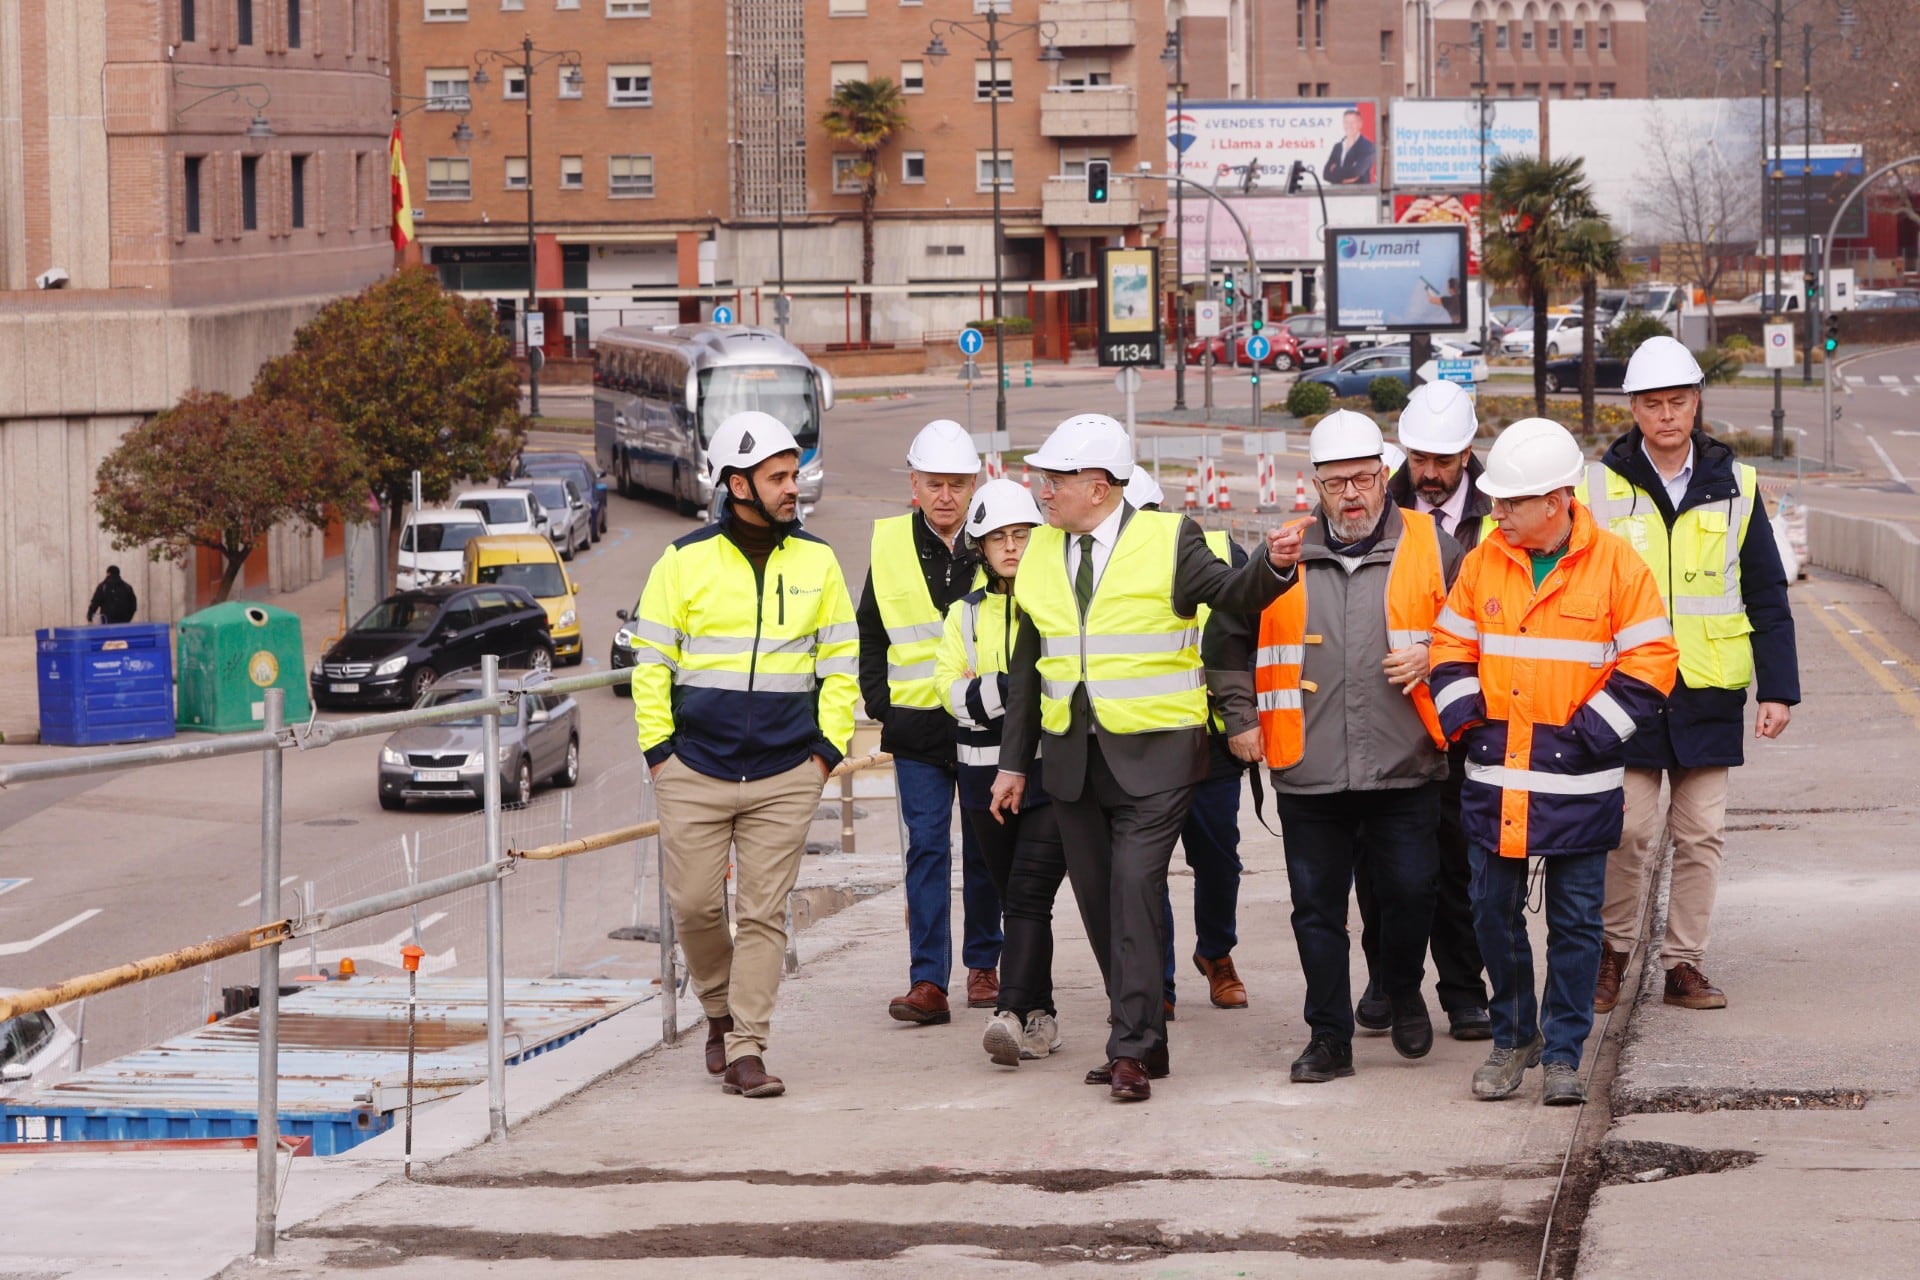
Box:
[331,682,360,693]
[413,769,458,783]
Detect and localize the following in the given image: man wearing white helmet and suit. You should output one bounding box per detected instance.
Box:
[993,413,1302,1101]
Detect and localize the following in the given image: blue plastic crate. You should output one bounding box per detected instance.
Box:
[36,624,175,746]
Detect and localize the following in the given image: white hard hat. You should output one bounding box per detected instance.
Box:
[965,478,1045,538]
[1477,418,1586,499]
[706,410,800,480]
[1620,335,1705,394]
[1398,380,1479,453]
[1309,409,1384,465]
[1026,413,1134,481]
[1382,441,1407,476]
[1123,469,1166,508]
[906,418,981,475]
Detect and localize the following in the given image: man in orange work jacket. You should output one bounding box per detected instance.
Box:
[1428,419,1678,1108]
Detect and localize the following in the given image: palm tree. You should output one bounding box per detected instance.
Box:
[1558,217,1629,436]
[820,77,909,346]
[1481,156,1602,414]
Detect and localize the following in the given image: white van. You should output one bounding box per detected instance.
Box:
[455,488,549,541]
[396,508,490,589]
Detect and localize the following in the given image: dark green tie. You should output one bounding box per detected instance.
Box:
[1074,534,1096,617]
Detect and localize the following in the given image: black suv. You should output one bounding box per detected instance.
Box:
[516,450,608,541]
[310,584,554,709]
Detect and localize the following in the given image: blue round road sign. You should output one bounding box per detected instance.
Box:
[1246,334,1271,362]
[958,327,985,355]
[713,305,735,325]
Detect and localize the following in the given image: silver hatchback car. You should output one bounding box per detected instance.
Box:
[376,671,581,810]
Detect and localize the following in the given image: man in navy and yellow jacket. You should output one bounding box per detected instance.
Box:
[633,411,859,1100]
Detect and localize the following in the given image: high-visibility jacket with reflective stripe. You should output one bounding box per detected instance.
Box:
[1255,507,1450,769]
[632,519,859,782]
[1429,503,1679,859]
[1015,511,1209,736]
[1577,461,1758,691]
[1195,528,1235,735]
[935,586,1049,810]
[869,514,958,711]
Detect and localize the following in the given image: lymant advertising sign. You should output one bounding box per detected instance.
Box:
[1324,226,1471,334]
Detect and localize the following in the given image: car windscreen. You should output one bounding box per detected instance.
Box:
[520,479,571,509]
[405,521,485,553]
[417,686,520,727]
[698,365,819,449]
[476,561,568,598]
[353,598,438,634]
[458,497,527,525]
[523,459,594,488]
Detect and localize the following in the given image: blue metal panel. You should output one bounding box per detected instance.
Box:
[35,624,176,746]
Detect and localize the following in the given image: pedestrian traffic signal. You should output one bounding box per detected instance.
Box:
[1823,315,1840,355]
[1086,160,1110,205]
[1803,271,1818,301]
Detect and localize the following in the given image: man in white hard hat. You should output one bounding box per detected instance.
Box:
[631,411,861,1099]
[1430,418,1677,1105]
[1351,381,1495,1043]
[1584,336,1799,1015]
[993,413,1302,1102]
[1253,409,1464,1084]
[859,420,1001,1027]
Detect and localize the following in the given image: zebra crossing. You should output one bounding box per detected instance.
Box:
[1843,374,1920,386]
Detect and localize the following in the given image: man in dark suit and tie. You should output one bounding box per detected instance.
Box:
[991,413,1303,1102]
[1323,108,1377,185]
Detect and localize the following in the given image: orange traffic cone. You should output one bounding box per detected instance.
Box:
[1217,473,1233,512]
[1183,473,1197,510]
[1292,470,1310,512]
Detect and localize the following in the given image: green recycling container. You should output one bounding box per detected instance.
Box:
[175,602,312,733]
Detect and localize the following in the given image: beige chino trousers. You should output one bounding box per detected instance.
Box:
[653,755,822,1064]
[1602,765,1730,970]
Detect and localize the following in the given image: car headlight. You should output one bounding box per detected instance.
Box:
[613,627,637,650]
[462,753,484,771]
[497,745,513,764]
[380,747,405,767]
[557,609,576,629]
[312,658,325,676]
[374,656,408,676]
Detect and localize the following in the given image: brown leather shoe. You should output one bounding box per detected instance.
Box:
[1108,1056,1151,1101]
[1083,1043,1170,1085]
[1663,961,1727,1010]
[1163,997,1177,1022]
[1593,946,1629,1014]
[720,1055,785,1098]
[1194,952,1249,1009]
[965,967,999,1009]
[704,1013,734,1076]
[888,981,952,1025]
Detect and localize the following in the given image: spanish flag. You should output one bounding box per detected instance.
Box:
[389,125,414,251]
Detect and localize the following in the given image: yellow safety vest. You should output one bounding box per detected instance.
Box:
[870,514,950,710]
[1577,461,1756,691]
[1195,529,1234,734]
[1015,509,1209,736]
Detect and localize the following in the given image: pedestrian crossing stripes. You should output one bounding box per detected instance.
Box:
[1843,374,1920,385]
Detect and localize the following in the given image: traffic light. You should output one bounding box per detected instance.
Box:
[1221,271,1237,310]
[1250,298,1266,332]
[1803,270,1817,302]
[1824,315,1840,355]
[1086,160,1110,205]
[1284,160,1308,196]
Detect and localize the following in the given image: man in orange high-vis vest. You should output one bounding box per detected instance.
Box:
[1429,419,1678,1108]
[1255,411,1464,1086]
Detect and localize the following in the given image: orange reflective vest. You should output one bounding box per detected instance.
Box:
[1255,507,1450,769]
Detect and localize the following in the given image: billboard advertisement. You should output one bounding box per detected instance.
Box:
[1389,99,1542,188]
[1324,226,1470,333]
[1169,100,1382,191]
[1174,197,1315,272]
[1393,193,1484,277]
[1768,144,1867,240]
[1096,246,1163,367]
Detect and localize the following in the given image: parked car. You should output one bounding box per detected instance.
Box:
[454,488,549,542]
[1857,288,1920,310]
[376,672,580,810]
[516,450,609,541]
[310,584,553,710]
[0,993,80,1093]
[1299,345,1414,398]
[1280,313,1349,367]
[1503,311,1592,358]
[608,597,648,696]
[1492,305,1534,332]
[1543,354,1630,393]
[396,509,489,590]
[464,533,583,666]
[1185,321,1244,366]
[507,475,591,559]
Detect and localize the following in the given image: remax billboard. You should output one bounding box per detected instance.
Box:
[1169,101,1382,191]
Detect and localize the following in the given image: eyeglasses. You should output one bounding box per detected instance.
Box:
[1315,469,1382,495]
[980,526,1031,549]
[1038,471,1097,493]
[1487,495,1548,514]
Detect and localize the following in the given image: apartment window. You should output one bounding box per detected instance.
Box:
[1598,4,1612,48]
[181,0,196,41]
[902,151,926,183]
[1547,5,1563,50]
[976,149,1012,190]
[1547,82,1565,97]
[1380,30,1393,63]
[505,71,527,99]
[1297,82,1312,96]
[609,154,654,196]
[609,64,652,106]
[1316,82,1329,96]
[290,154,307,228]
[241,155,259,231]
[829,0,867,12]
[237,0,254,44]
[425,0,468,19]
[1522,81,1540,96]
[1496,23,1510,49]
[427,156,472,198]
[832,155,864,193]
[1059,56,1112,88]
[1058,149,1110,178]
[560,155,583,188]
[1572,81,1589,97]
[1496,82,1516,95]
[556,0,579,9]
[830,62,868,91]
[1295,0,1306,49]
[287,0,300,47]
[426,68,471,110]
[974,58,1011,101]
[1313,0,1325,48]
[900,60,924,93]
[1520,3,1536,51]
[1572,25,1586,50]
[608,0,648,12]
[184,156,203,234]
[505,156,529,189]
[502,0,522,8]
[1597,81,1614,97]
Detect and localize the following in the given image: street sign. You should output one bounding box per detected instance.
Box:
[1436,358,1476,385]
[1114,367,1143,395]
[958,327,985,356]
[522,312,544,348]
[1194,300,1221,339]
[713,304,735,325]
[1763,322,1794,370]
[1245,334,1271,363]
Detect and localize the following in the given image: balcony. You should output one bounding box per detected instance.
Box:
[1039,85,1138,138]
[1041,174,1142,227]
[1037,1,1137,48]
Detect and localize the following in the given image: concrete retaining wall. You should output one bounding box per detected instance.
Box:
[1809,507,1920,623]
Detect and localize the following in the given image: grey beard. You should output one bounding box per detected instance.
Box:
[1327,510,1376,543]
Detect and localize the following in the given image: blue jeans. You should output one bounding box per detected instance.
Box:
[1469,846,1606,1069]
[898,759,1002,989]
[1161,773,1245,1001]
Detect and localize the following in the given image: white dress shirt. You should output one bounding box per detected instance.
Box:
[1642,440,1695,508]
[1066,501,1128,596]
[1415,479,1472,539]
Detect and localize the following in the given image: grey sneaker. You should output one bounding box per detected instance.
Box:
[1542,1062,1587,1106]
[1019,1011,1062,1060]
[1472,1032,1544,1100]
[982,1011,1024,1067]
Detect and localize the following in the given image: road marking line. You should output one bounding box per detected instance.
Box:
[1881,376,1901,385]
[237,875,299,909]
[1864,434,1908,485]
[0,878,29,899]
[1845,375,1866,384]
[0,909,103,957]
[1807,589,1920,735]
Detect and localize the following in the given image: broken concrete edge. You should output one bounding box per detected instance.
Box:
[1610,1085,1872,1116]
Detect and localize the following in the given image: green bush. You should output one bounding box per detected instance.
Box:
[1604,312,1674,359]
[1368,377,1409,413]
[1722,333,1753,351]
[981,316,1033,334]
[1285,379,1333,418]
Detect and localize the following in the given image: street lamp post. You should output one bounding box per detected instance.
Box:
[1162,16,1187,411]
[1438,27,1491,355]
[925,5,1061,438]
[473,36,582,419]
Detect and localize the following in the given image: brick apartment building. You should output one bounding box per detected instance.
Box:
[0,0,396,634]
[390,0,1168,351]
